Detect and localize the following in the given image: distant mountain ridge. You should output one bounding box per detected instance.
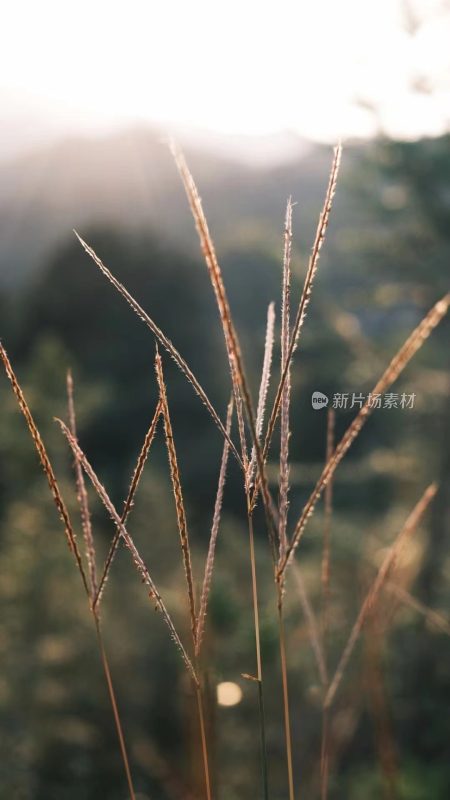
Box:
[0,125,340,290]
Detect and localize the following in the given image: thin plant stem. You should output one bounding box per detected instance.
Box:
[155,351,197,645]
[0,344,90,597]
[321,408,335,648]
[277,591,295,800]
[248,302,275,487]
[195,681,213,800]
[171,144,278,552]
[2,349,137,798]
[279,294,449,578]
[248,512,269,800]
[250,145,342,512]
[94,616,136,800]
[74,231,241,468]
[57,418,198,684]
[155,351,214,797]
[67,369,98,597]
[320,408,335,800]
[93,398,162,610]
[276,199,295,800]
[386,582,450,636]
[325,483,437,709]
[196,396,234,656]
[292,565,327,687]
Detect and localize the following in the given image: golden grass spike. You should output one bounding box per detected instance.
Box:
[235,383,249,473]
[0,344,89,598]
[324,483,438,709]
[74,230,241,469]
[171,145,278,552]
[56,418,198,684]
[196,396,233,657]
[155,350,197,647]
[259,145,342,483]
[279,293,450,578]
[248,302,275,487]
[67,370,97,599]
[93,398,162,610]
[278,199,294,561]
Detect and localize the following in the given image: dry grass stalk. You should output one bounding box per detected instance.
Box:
[235,382,249,475]
[196,396,233,657]
[0,343,89,597]
[386,582,450,636]
[276,201,295,799]
[364,610,399,800]
[171,145,278,551]
[94,617,137,800]
[321,408,335,646]
[93,398,162,610]
[277,595,295,800]
[279,293,450,578]
[320,407,335,800]
[324,483,438,709]
[67,370,98,598]
[2,350,136,797]
[247,512,269,800]
[74,231,241,468]
[195,684,213,800]
[155,350,197,647]
[292,564,328,687]
[248,302,275,486]
[257,145,342,499]
[56,418,198,684]
[279,199,294,560]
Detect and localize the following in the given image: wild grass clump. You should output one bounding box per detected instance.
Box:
[1,144,449,799]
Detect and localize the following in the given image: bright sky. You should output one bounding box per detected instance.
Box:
[1,0,449,144]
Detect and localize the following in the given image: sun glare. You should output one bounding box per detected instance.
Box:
[1,0,449,142]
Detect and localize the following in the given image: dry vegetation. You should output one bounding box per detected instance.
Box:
[1,145,449,799]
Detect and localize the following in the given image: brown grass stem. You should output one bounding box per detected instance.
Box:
[171,145,278,554]
[67,370,98,599]
[386,582,450,636]
[0,343,90,597]
[279,294,449,578]
[292,565,327,688]
[94,616,137,800]
[324,483,437,709]
[320,407,335,800]
[93,398,162,610]
[155,351,197,646]
[247,513,269,800]
[321,408,335,648]
[196,396,233,657]
[74,231,241,469]
[248,302,275,487]
[277,591,295,800]
[56,418,198,684]
[1,348,137,798]
[278,199,293,561]
[251,145,342,512]
[195,682,213,800]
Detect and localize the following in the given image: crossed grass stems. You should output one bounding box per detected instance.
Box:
[1,143,449,800]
